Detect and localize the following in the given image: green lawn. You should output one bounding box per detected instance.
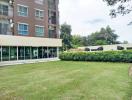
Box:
[0,61,131,100]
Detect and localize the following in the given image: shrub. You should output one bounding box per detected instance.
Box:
[59,50,132,63]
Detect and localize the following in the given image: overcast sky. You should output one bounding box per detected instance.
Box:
[59,0,132,43]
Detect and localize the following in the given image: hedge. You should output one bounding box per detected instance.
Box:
[59,50,132,63]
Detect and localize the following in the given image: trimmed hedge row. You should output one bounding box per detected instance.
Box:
[59,50,132,63]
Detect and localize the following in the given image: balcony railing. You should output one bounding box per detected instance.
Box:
[0,9,13,19]
[48,0,56,10]
[0,23,12,35]
[0,11,8,16]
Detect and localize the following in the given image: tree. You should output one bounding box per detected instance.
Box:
[123,40,129,44]
[105,26,118,44]
[60,23,72,51]
[81,36,89,46]
[71,35,89,48]
[87,26,119,46]
[103,0,132,25]
[71,35,83,48]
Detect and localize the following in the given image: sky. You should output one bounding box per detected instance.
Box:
[59,0,132,43]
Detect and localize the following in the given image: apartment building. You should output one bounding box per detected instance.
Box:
[0,0,62,64]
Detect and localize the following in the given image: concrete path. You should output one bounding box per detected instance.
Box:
[0,58,60,67]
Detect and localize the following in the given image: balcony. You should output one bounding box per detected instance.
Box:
[0,5,13,19]
[0,23,12,35]
[48,26,58,38]
[48,0,56,10]
[48,10,57,25]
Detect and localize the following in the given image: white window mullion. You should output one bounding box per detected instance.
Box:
[18,23,29,35]
[18,4,28,17]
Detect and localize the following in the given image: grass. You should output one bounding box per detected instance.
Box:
[0,61,131,100]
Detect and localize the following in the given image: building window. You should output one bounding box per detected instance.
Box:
[48,0,56,10]
[0,4,8,16]
[18,47,24,60]
[0,23,9,35]
[2,46,9,61]
[43,47,48,58]
[18,23,29,35]
[48,47,57,58]
[25,47,31,59]
[34,0,44,5]
[48,26,57,38]
[32,47,38,59]
[10,47,17,61]
[35,25,44,37]
[35,9,44,20]
[38,47,43,59]
[0,46,59,62]
[18,5,28,17]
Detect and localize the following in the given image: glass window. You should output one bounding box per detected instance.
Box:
[48,47,53,58]
[43,47,48,58]
[52,47,57,57]
[0,4,8,16]
[48,47,57,58]
[32,47,38,59]
[10,47,17,61]
[38,47,43,59]
[18,47,24,60]
[48,26,57,38]
[35,9,44,20]
[0,23,9,35]
[18,5,28,16]
[18,23,29,35]
[25,47,31,59]
[2,46,9,61]
[34,0,44,5]
[48,0,56,10]
[35,26,44,37]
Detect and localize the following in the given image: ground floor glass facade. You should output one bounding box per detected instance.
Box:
[0,46,58,62]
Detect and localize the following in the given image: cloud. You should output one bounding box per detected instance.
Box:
[84,19,105,24]
[59,0,132,43]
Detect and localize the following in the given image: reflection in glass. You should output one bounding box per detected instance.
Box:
[32,47,38,59]
[2,46,9,61]
[38,47,43,59]
[10,47,17,60]
[25,47,31,59]
[43,47,48,58]
[18,47,24,60]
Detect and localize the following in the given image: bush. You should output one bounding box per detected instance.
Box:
[59,50,132,63]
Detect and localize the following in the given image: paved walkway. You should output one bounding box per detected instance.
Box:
[0,58,60,67]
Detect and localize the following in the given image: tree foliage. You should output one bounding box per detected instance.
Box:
[103,0,132,24]
[87,25,119,46]
[60,23,72,51]
[60,23,125,50]
[71,35,89,48]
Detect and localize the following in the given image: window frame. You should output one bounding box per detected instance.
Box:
[0,4,8,16]
[18,23,29,35]
[35,8,44,20]
[34,0,44,5]
[0,22,9,35]
[35,25,44,37]
[17,4,28,17]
